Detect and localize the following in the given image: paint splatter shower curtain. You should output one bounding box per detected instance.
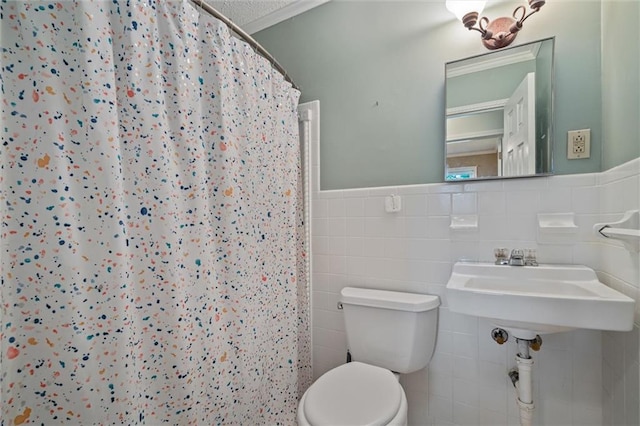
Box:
[1,1,311,424]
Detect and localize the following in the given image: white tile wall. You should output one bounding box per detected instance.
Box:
[309,150,640,425]
[597,158,640,426]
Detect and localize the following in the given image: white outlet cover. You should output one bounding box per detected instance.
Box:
[567,129,591,159]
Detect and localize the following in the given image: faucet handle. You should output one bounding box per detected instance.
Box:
[524,249,538,266]
[494,248,509,265]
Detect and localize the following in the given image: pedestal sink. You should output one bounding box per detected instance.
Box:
[446,261,635,339]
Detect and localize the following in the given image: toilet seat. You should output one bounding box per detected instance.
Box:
[303,362,403,426]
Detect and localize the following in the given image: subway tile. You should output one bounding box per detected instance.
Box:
[450,240,480,262]
[405,389,429,426]
[427,193,451,215]
[453,402,479,426]
[624,326,639,366]
[453,332,479,359]
[326,255,346,275]
[361,237,385,258]
[327,236,346,256]
[345,256,366,276]
[311,290,328,310]
[451,311,478,334]
[478,407,508,426]
[452,192,477,215]
[502,176,548,191]
[478,215,510,241]
[313,327,347,349]
[539,187,573,212]
[326,274,349,294]
[550,172,597,188]
[403,194,428,216]
[573,355,602,385]
[315,189,344,199]
[345,217,365,237]
[540,398,573,426]
[438,307,453,332]
[601,175,639,214]
[429,351,453,375]
[397,184,429,195]
[313,198,329,218]
[598,157,640,185]
[428,371,453,399]
[505,214,537,241]
[478,385,507,414]
[423,239,452,262]
[453,356,479,380]
[505,190,541,214]
[345,237,363,256]
[341,188,370,198]
[464,180,504,192]
[428,394,453,424]
[435,330,453,355]
[477,191,506,215]
[428,183,464,193]
[477,360,510,390]
[624,360,640,426]
[367,186,399,197]
[426,261,453,285]
[427,216,451,239]
[312,236,328,255]
[452,379,479,407]
[572,406,604,426]
[364,196,387,217]
[312,217,329,236]
[327,197,346,217]
[344,197,365,217]
[405,217,430,239]
[312,309,344,331]
[326,217,346,236]
[571,185,599,214]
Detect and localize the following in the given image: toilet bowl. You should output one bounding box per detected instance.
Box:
[298,287,439,426]
[297,362,408,426]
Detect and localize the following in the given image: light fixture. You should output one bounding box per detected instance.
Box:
[446,0,546,50]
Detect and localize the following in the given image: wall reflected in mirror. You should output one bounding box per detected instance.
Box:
[445,38,554,181]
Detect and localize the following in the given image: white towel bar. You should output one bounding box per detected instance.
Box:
[594,210,640,252]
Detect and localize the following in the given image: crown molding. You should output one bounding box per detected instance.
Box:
[244,0,330,34]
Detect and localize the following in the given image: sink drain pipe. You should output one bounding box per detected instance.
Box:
[508,337,539,426]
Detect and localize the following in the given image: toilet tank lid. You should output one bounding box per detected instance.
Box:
[340,287,440,312]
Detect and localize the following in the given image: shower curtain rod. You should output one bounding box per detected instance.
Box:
[193,0,300,91]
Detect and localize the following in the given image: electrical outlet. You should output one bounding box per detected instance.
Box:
[567,129,591,159]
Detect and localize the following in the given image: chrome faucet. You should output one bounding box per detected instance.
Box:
[509,249,525,266]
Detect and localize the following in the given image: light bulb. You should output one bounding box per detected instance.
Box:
[446,0,487,21]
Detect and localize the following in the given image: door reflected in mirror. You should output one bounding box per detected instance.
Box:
[445,38,554,181]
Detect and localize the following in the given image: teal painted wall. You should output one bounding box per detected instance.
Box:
[447,60,537,108]
[601,0,640,170]
[255,1,603,189]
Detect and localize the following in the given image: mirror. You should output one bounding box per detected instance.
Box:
[445,38,554,181]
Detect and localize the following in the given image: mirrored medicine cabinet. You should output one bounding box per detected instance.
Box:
[445,38,554,182]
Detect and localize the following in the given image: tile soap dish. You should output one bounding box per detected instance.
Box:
[537,212,578,233]
[450,215,478,230]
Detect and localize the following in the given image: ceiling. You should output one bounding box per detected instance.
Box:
[206,0,328,34]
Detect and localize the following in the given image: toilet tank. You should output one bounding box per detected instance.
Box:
[340,287,440,374]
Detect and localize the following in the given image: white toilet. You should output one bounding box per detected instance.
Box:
[298,287,440,426]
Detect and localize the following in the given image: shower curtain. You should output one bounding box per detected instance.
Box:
[1,1,310,424]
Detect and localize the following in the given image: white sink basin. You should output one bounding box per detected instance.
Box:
[446,262,635,339]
